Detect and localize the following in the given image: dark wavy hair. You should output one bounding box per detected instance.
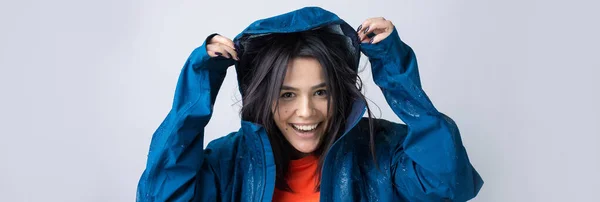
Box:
[236,28,375,192]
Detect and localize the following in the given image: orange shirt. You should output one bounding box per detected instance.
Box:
[272,155,320,202]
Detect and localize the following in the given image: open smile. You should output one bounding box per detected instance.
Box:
[288,122,322,138]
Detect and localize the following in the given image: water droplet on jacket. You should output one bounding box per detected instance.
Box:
[402,100,420,117]
[390,99,400,109]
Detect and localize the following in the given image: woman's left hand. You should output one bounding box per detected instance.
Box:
[357,17,395,44]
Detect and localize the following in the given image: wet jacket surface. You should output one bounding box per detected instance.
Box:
[136,6,484,202]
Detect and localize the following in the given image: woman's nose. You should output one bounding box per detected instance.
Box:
[296,97,315,118]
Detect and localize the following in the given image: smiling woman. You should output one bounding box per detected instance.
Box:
[237,29,372,197]
[136,6,483,202]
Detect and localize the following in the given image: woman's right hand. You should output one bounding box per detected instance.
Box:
[206,35,239,61]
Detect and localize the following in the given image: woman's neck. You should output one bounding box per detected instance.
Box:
[289,148,312,160]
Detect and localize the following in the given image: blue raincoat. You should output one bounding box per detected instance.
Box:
[137,6,483,202]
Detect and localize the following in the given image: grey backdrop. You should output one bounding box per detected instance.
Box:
[1,0,598,201]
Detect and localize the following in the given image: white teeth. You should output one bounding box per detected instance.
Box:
[293,124,318,131]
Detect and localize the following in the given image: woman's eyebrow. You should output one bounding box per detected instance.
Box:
[311,82,326,90]
[280,83,326,91]
[281,85,298,91]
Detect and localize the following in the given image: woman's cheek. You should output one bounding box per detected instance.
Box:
[279,102,293,116]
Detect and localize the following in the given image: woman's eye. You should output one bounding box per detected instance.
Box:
[315,89,328,97]
[280,92,294,99]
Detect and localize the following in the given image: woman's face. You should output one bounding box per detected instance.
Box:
[272,57,330,156]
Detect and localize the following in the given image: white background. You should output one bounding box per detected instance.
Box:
[1,0,598,201]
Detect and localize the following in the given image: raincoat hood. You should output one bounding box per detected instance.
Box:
[231,7,360,91]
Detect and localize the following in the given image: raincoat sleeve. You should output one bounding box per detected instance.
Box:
[360,28,483,201]
[136,34,234,201]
